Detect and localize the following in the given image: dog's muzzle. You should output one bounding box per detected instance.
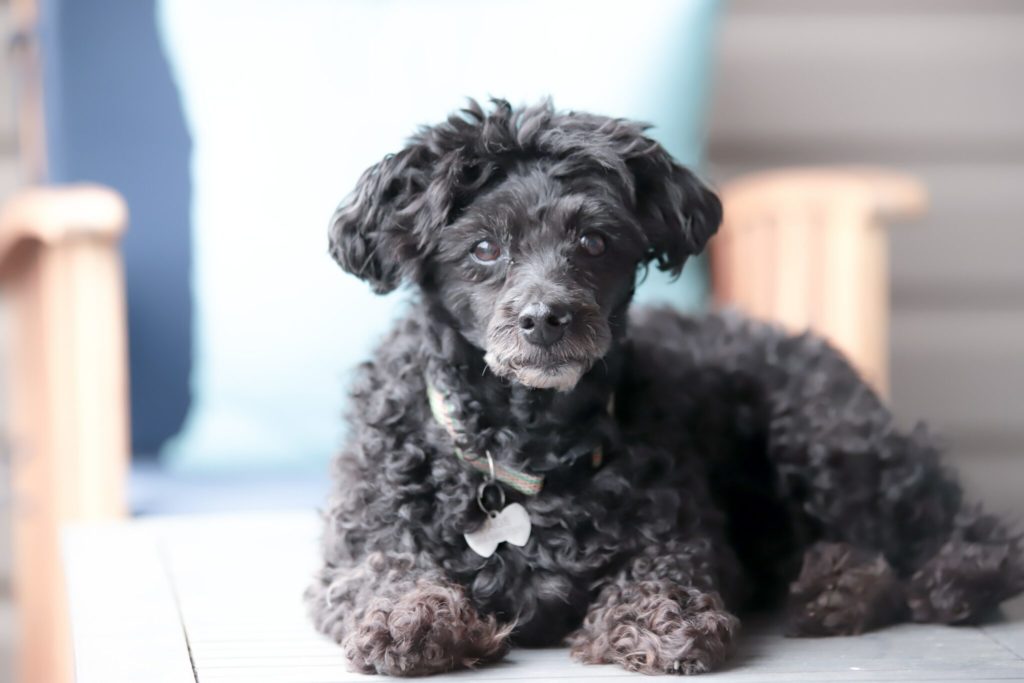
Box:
[484,299,611,392]
[518,301,573,347]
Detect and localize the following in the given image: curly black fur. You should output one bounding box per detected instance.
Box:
[307,100,1024,676]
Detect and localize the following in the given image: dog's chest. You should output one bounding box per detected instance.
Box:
[442,488,625,643]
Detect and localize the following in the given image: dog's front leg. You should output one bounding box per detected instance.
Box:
[306,551,511,676]
[568,543,740,675]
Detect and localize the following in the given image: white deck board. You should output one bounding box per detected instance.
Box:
[64,513,1024,681]
[62,522,196,683]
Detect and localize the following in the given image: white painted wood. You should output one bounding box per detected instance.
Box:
[889,309,1024,443]
[0,158,21,205]
[983,596,1024,662]
[0,3,18,156]
[62,522,195,683]
[951,455,1024,526]
[887,165,1024,304]
[728,0,1023,12]
[708,10,1024,162]
[63,513,1024,682]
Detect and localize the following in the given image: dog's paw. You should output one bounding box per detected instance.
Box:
[908,538,1024,624]
[568,581,738,675]
[342,581,511,676]
[786,542,905,637]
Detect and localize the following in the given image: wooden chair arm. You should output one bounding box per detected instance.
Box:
[1,184,130,683]
[0,185,127,273]
[711,167,928,395]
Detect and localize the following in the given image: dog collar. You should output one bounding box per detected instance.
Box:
[425,378,609,496]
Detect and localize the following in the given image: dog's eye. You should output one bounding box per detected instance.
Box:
[471,239,501,263]
[579,232,606,257]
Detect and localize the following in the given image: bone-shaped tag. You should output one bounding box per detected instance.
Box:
[464,503,532,558]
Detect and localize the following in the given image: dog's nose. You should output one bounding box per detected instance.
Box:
[518,302,572,346]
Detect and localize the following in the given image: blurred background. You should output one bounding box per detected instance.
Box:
[0,0,1021,681]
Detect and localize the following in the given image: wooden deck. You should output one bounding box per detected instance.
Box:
[63,513,1024,682]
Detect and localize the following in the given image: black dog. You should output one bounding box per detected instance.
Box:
[307,99,1023,676]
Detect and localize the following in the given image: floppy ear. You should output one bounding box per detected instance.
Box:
[328,143,441,294]
[629,145,722,277]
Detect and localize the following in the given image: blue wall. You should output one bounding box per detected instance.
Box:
[40,0,192,456]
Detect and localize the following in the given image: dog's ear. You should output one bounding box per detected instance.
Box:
[628,144,722,277]
[328,143,443,294]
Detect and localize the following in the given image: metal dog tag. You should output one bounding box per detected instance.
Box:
[464,503,532,558]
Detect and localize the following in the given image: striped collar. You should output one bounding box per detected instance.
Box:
[425,378,608,496]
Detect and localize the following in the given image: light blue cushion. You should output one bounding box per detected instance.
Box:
[157,0,720,473]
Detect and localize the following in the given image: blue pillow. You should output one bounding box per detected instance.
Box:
[157,0,720,473]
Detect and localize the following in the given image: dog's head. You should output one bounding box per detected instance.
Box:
[330,99,720,391]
